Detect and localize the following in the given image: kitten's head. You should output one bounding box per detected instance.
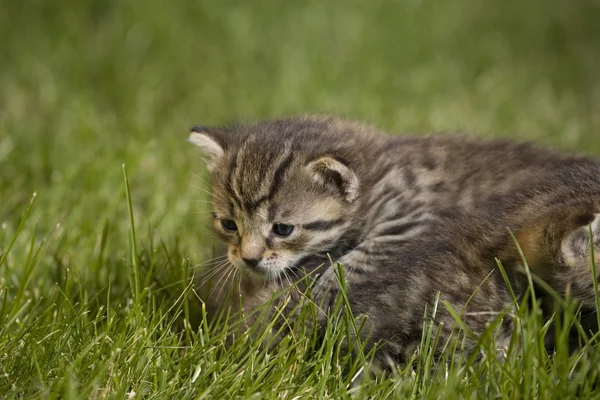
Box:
[507,165,600,308]
[189,116,379,281]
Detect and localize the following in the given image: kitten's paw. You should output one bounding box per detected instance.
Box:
[311,267,340,304]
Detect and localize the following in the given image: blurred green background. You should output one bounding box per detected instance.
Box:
[1,0,600,289]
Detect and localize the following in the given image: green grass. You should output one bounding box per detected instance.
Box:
[2,0,600,398]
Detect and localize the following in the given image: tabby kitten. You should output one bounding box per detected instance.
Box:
[188,115,600,363]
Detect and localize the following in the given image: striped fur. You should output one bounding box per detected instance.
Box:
[189,115,600,364]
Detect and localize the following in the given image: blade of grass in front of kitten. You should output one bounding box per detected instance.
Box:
[123,164,142,313]
[0,192,36,271]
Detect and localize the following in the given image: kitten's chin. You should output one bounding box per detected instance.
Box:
[237,263,289,283]
[242,266,271,280]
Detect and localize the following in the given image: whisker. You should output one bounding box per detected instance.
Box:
[192,173,213,187]
[196,259,229,276]
[198,263,228,285]
[192,254,230,268]
[212,263,236,301]
[192,200,222,205]
[195,253,229,263]
[190,184,230,204]
[237,271,243,301]
[285,270,303,300]
[220,267,236,301]
[209,270,227,299]
[197,261,231,285]
[283,271,294,288]
[221,265,238,300]
[288,268,300,281]
[232,269,241,303]
[189,196,228,209]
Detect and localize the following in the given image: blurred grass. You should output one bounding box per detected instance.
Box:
[1,0,600,397]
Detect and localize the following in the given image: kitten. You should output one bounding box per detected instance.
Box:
[188,115,600,363]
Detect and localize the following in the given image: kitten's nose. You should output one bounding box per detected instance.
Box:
[242,258,261,268]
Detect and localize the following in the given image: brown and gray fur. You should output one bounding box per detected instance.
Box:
[187,115,600,364]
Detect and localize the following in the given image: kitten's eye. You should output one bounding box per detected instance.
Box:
[221,219,238,232]
[272,223,294,237]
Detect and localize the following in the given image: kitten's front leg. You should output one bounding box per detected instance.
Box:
[310,249,374,312]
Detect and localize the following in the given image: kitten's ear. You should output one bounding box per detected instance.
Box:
[188,126,227,170]
[515,209,600,273]
[308,157,359,203]
[560,212,600,270]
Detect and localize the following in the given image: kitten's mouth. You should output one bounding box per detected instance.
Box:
[237,261,282,281]
[238,261,295,283]
[229,249,302,282]
[243,263,268,277]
